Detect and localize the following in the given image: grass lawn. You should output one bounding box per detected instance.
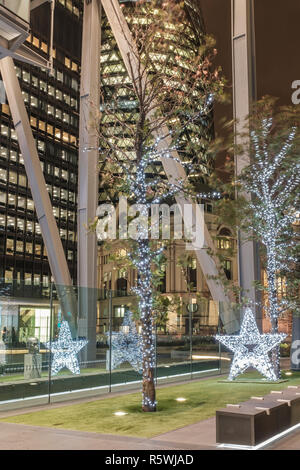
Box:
[1,370,299,438]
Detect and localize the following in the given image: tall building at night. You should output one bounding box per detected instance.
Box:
[0,0,82,291]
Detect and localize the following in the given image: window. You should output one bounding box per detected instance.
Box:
[17,196,26,209]
[41,42,48,54]
[22,70,30,83]
[39,120,46,132]
[40,80,47,92]
[56,89,62,101]
[32,36,40,48]
[0,191,6,206]
[71,78,78,91]
[30,116,37,128]
[63,93,70,106]
[0,168,7,183]
[32,75,38,87]
[1,124,9,136]
[0,146,7,160]
[47,104,54,116]
[70,97,77,110]
[9,171,17,184]
[56,70,63,82]
[55,108,62,120]
[63,112,69,124]
[17,218,24,231]
[11,129,18,140]
[114,306,126,318]
[25,242,33,254]
[19,174,27,187]
[223,260,232,280]
[65,57,71,69]
[30,95,38,108]
[10,150,18,162]
[24,273,32,285]
[47,124,53,136]
[37,140,45,152]
[7,194,16,208]
[22,91,29,103]
[16,240,23,252]
[48,85,55,97]
[6,239,14,254]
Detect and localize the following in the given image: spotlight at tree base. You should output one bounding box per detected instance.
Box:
[45,321,88,375]
[215,308,287,381]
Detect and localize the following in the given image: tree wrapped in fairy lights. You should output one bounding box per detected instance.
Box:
[234,98,300,378]
[94,0,225,411]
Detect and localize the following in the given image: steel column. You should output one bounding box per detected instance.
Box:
[77,0,101,359]
[0,56,77,336]
[231,0,261,325]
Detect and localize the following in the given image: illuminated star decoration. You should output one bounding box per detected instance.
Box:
[215,308,286,381]
[45,321,88,375]
[108,311,143,373]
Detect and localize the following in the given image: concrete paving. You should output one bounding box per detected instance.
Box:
[0,421,215,450]
[0,414,300,450]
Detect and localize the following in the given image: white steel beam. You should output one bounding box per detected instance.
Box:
[0,56,77,336]
[231,0,261,323]
[77,0,101,358]
[101,0,238,332]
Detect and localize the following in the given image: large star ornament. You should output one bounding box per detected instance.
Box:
[45,321,88,375]
[215,308,286,381]
[108,311,143,373]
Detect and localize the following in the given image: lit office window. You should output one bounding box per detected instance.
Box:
[32,75,39,87]
[0,168,7,182]
[1,124,9,136]
[6,239,14,253]
[30,95,38,108]
[22,70,30,83]
[7,194,16,208]
[0,146,7,160]
[0,191,6,205]
[25,242,33,254]
[40,80,47,92]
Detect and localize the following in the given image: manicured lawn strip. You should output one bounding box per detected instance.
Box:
[1,370,299,438]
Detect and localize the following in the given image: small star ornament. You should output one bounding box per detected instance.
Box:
[215,308,286,381]
[45,321,88,375]
[108,311,143,373]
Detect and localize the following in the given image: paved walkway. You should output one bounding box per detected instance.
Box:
[0,420,217,450]
[0,416,299,450]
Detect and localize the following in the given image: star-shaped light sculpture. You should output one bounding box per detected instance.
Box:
[45,321,88,375]
[107,311,143,373]
[215,308,286,381]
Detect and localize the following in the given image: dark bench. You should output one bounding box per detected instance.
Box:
[216,385,300,446]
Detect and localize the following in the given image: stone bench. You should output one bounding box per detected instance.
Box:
[216,385,300,446]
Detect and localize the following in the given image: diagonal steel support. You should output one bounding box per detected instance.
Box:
[0,56,77,336]
[231,0,261,325]
[101,0,238,332]
[77,0,101,359]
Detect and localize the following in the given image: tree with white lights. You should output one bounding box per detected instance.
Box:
[214,98,300,378]
[94,0,225,411]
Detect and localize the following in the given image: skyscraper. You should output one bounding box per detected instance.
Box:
[0,1,82,292]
